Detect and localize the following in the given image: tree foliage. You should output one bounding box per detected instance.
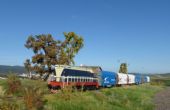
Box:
[24,32,84,75]
[119,63,128,74]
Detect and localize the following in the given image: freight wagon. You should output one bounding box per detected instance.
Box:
[117,73,128,85]
[135,74,142,84]
[142,75,150,83]
[128,74,135,84]
[146,76,150,83]
[99,71,117,87]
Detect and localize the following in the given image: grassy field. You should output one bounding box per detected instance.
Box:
[0,75,168,110]
[0,79,6,96]
[44,84,163,110]
[151,74,170,86]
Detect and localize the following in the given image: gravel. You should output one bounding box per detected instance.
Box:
[154,87,170,110]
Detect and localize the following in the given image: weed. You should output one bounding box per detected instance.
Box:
[4,74,22,96]
[0,96,21,110]
[22,86,46,110]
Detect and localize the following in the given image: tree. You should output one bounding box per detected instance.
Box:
[119,63,128,74]
[24,59,32,78]
[24,32,84,76]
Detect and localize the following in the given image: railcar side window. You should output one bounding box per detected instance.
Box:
[61,69,94,77]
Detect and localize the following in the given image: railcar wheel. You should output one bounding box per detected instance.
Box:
[48,84,52,89]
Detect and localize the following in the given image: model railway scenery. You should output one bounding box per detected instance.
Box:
[0,0,170,110]
[1,65,169,110]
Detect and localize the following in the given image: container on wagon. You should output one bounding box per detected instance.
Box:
[141,75,146,83]
[146,76,150,83]
[135,74,142,85]
[99,71,117,87]
[128,74,135,84]
[117,73,128,85]
[144,76,148,83]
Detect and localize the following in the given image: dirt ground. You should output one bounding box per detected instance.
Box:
[154,87,170,110]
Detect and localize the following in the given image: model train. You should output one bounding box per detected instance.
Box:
[48,65,150,90]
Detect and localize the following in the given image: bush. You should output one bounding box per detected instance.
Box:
[1,76,47,110]
[23,86,46,110]
[4,74,22,96]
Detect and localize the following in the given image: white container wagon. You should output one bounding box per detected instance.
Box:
[117,73,128,85]
[146,76,150,83]
[128,74,135,84]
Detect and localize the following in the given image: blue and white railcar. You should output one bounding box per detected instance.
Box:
[135,74,142,85]
[144,76,148,83]
[99,71,117,87]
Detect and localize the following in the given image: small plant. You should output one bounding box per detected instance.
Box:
[23,86,46,110]
[60,84,75,101]
[0,97,20,110]
[5,74,22,96]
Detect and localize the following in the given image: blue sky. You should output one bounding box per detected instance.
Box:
[0,0,169,73]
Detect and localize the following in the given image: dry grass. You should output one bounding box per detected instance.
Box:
[0,75,47,110]
[22,86,46,110]
[0,86,3,96]
[0,79,6,96]
[4,74,22,96]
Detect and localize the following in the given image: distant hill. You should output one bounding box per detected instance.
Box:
[151,73,170,79]
[0,65,26,74]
